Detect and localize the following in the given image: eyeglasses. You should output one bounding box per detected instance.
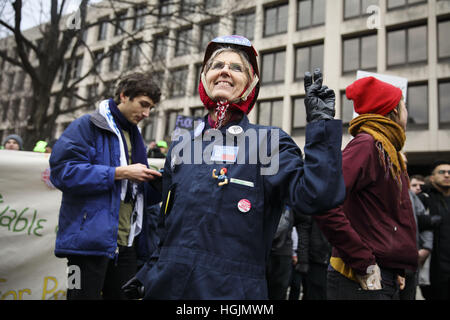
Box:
[210,60,245,73]
[437,170,450,175]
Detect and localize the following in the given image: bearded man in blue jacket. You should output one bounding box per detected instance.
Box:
[50,72,163,300]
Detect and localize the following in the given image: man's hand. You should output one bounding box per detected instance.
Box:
[304,68,336,123]
[115,163,162,182]
[121,276,145,299]
[355,264,382,290]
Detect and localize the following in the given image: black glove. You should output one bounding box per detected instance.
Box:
[304,68,336,123]
[121,276,145,300]
[295,263,309,274]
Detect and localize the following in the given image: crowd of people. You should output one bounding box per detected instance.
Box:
[2,34,449,300]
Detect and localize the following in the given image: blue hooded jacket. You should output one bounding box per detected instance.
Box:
[50,109,161,259]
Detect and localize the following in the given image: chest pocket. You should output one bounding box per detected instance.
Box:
[207,164,262,238]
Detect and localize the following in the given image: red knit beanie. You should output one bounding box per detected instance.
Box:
[346,77,403,116]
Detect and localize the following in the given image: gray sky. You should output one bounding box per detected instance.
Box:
[1,0,101,33]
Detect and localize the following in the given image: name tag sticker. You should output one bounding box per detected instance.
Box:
[230,178,254,188]
[211,145,239,163]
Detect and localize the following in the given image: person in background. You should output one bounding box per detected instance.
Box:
[399,154,433,300]
[266,205,295,300]
[147,140,165,159]
[2,134,23,150]
[156,140,168,155]
[296,211,331,300]
[410,174,425,196]
[315,76,418,300]
[418,160,450,300]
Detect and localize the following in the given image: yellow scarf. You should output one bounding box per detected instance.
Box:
[349,114,407,187]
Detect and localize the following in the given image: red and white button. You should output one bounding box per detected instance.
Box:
[237,199,251,213]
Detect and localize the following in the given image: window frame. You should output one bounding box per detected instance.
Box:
[297,0,326,30]
[234,10,256,40]
[294,41,324,81]
[342,32,377,74]
[386,22,428,68]
[263,2,289,38]
[406,81,429,130]
[261,49,286,85]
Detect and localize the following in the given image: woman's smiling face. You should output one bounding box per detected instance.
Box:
[205,51,250,102]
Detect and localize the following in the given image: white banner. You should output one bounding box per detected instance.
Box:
[0,150,166,300]
[0,150,67,300]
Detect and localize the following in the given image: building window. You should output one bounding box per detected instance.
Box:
[204,0,221,10]
[261,50,286,85]
[165,109,183,137]
[343,33,377,73]
[387,24,427,67]
[127,41,141,68]
[387,0,427,10]
[264,2,288,37]
[168,67,188,98]
[341,91,355,126]
[295,43,324,81]
[292,96,307,132]
[344,0,379,19]
[2,100,10,121]
[15,71,25,91]
[193,63,202,95]
[114,11,127,36]
[153,33,168,60]
[200,21,219,51]
[438,80,450,128]
[86,83,99,102]
[191,106,205,118]
[297,0,325,29]
[109,46,122,71]
[234,11,255,40]
[175,28,192,56]
[97,18,109,41]
[257,99,283,128]
[181,0,197,15]
[73,55,83,79]
[12,98,21,122]
[407,83,428,128]
[159,0,173,20]
[438,19,450,61]
[93,50,104,73]
[133,6,147,30]
[144,121,158,142]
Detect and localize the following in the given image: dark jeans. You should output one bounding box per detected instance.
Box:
[288,267,303,300]
[266,254,292,300]
[399,270,417,300]
[303,263,328,300]
[327,268,400,300]
[430,277,450,300]
[66,245,137,300]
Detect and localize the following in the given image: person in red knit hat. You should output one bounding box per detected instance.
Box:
[314,76,418,300]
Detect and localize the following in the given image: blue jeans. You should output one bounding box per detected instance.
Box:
[327,267,400,300]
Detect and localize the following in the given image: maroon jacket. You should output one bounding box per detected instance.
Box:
[315,133,418,276]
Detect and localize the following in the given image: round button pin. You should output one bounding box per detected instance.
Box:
[228,125,243,135]
[237,199,251,213]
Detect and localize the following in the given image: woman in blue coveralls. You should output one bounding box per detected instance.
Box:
[122,35,345,299]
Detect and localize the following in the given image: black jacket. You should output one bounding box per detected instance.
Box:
[418,184,450,284]
[296,212,331,272]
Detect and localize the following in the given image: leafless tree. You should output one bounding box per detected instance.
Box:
[0,0,241,150]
